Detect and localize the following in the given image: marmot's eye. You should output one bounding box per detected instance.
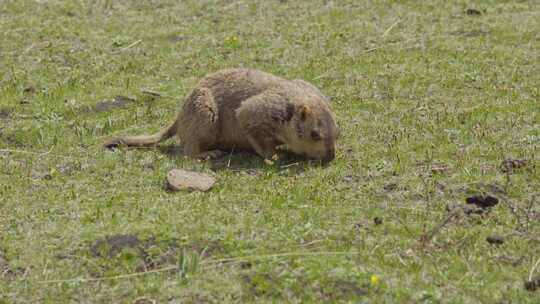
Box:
[311,130,322,141]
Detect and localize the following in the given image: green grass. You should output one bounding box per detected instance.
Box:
[1,0,539,302]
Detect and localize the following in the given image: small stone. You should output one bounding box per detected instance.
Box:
[486,234,504,245]
[500,158,528,173]
[166,169,216,192]
[466,8,482,15]
[466,195,499,209]
[383,183,398,192]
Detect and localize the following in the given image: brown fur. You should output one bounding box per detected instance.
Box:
[103,68,339,162]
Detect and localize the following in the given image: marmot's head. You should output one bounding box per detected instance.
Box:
[285,102,339,162]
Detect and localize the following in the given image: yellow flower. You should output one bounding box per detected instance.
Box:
[370,275,380,286]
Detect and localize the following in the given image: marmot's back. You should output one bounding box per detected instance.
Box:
[199,68,285,110]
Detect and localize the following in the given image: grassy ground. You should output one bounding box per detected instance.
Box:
[1,0,539,302]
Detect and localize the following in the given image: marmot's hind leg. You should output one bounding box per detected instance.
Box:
[179,87,222,159]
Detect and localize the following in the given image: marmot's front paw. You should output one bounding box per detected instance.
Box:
[197,150,226,160]
[263,154,280,165]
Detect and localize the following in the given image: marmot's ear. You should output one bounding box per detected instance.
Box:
[298,104,312,121]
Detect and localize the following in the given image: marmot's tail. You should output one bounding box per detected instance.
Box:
[103,119,179,149]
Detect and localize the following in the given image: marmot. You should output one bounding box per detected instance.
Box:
[103,68,339,162]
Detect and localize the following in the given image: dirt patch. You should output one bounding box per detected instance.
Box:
[89,235,224,271]
[91,234,142,257]
[242,271,367,301]
[500,158,529,173]
[456,182,505,209]
[445,188,500,216]
[446,203,484,215]
[90,95,137,113]
[466,195,499,209]
[0,107,12,120]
